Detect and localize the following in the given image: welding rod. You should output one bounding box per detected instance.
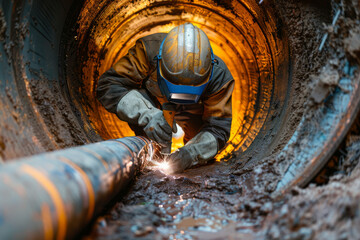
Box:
[0,137,152,240]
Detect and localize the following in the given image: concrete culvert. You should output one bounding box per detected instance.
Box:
[0,0,360,239]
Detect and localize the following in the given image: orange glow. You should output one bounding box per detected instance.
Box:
[172,124,185,152]
[74,0,288,160]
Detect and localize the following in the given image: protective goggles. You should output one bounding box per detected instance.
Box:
[156,39,216,105]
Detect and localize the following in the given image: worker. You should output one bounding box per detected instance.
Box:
[96,23,234,173]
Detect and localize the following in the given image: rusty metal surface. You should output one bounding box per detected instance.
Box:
[0,136,151,240]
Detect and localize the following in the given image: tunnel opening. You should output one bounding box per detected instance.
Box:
[1,0,360,238]
[62,0,291,162]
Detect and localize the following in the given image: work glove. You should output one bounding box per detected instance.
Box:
[116,90,176,147]
[167,131,218,174]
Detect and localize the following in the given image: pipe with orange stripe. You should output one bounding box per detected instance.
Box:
[0,137,152,240]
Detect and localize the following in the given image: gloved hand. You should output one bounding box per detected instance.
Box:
[143,111,173,146]
[167,131,218,173]
[116,90,176,147]
[166,147,193,173]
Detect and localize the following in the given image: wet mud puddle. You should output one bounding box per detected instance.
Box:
[86,161,276,239]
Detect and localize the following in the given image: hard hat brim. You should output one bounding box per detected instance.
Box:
[156,57,214,104]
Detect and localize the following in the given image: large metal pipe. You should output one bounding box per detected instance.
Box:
[0,136,152,240]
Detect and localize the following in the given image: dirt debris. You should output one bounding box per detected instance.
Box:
[235,0,330,170]
[86,131,360,240]
[85,163,272,239]
[261,117,360,239]
[262,0,360,194]
[28,70,89,148]
[0,8,6,42]
[343,26,360,64]
[263,168,360,240]
[310,65,340,104]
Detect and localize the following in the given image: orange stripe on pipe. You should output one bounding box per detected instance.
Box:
[41,204,54,240]
[58,157,95,222]
[81,148,110,171]
[21,165,67,240]
[111,140,133,155]
[137,136,148,143]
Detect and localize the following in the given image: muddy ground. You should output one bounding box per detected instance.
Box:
[84,117,360,240]
[83,0,360,239]
[84,123,360,240]
[85,136,360,240]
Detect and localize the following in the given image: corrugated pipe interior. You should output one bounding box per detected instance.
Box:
[0,0,360,238]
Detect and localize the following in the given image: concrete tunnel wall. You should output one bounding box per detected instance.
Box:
[0,0,291,163]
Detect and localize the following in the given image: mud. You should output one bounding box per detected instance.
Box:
[86,119,360,240]
[0,8,5,42]
[234,0,330,170]
[263,148,360,240]
[83,0,360,239]
[229,0,337,194]
[84,163,267,239]
[28,71,89,148]
[343,24,360,64]
[258,114,360,239]
[85,134,360,240]
[0,1,93,160]
[84,119,360,240]
[273,0,360,191]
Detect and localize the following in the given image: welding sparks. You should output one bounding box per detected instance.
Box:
[155,161,171,172]
[148,159,172,174]
[145,153,172,173]
[144,142,173,173]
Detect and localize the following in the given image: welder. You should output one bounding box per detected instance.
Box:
[96,23,234,173]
